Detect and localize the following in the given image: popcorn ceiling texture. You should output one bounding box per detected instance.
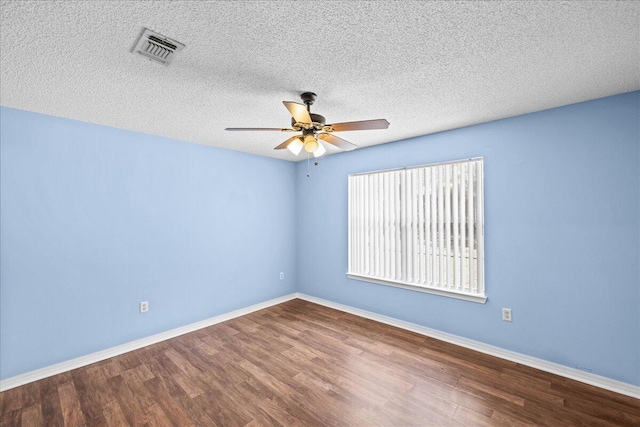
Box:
[1,1,638,161]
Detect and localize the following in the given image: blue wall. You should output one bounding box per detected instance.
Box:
[295,92,640,386]
[0,107,297,379]
[2,92,638,387]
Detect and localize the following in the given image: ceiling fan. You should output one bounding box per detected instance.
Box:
[225,92,390,157]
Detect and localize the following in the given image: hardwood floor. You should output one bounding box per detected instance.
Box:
[1,299,638,426]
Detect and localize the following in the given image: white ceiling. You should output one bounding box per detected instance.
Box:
[1,1,638,161]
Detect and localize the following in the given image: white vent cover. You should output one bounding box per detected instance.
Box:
[132,28,185,66]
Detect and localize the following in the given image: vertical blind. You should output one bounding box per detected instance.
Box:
[347,158,484,300]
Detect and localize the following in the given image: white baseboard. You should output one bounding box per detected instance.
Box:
[0,293,298,392]
[3,292,638,399]
[296,293,640,399]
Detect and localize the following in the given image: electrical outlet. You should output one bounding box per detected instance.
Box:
[502,308,512,322]
[140,301,149,313]
[280,272,284,280]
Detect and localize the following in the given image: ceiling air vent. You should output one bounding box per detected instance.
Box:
[132,28,185,66]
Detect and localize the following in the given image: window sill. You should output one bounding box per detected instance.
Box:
[346,273,488,304]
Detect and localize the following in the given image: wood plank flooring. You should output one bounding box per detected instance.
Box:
[1,299,638,426]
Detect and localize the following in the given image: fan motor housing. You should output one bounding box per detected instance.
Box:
[292,113,326,129]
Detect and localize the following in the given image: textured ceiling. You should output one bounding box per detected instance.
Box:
[1,1,638,161]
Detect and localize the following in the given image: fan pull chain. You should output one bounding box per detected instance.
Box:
[307,152,311,178]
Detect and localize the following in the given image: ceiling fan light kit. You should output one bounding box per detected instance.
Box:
[303,134,318,153]
[313,141,326,157]
[286,138,304,156]
[225,92,390,159]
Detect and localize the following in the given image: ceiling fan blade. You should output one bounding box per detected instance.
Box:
[274,136,302,150]
[225,128,296,132]
[317,133,358,151]
[327,119,390,132]
[283,101,312,124]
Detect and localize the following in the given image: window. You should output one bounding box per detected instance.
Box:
[347,158,485,303]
